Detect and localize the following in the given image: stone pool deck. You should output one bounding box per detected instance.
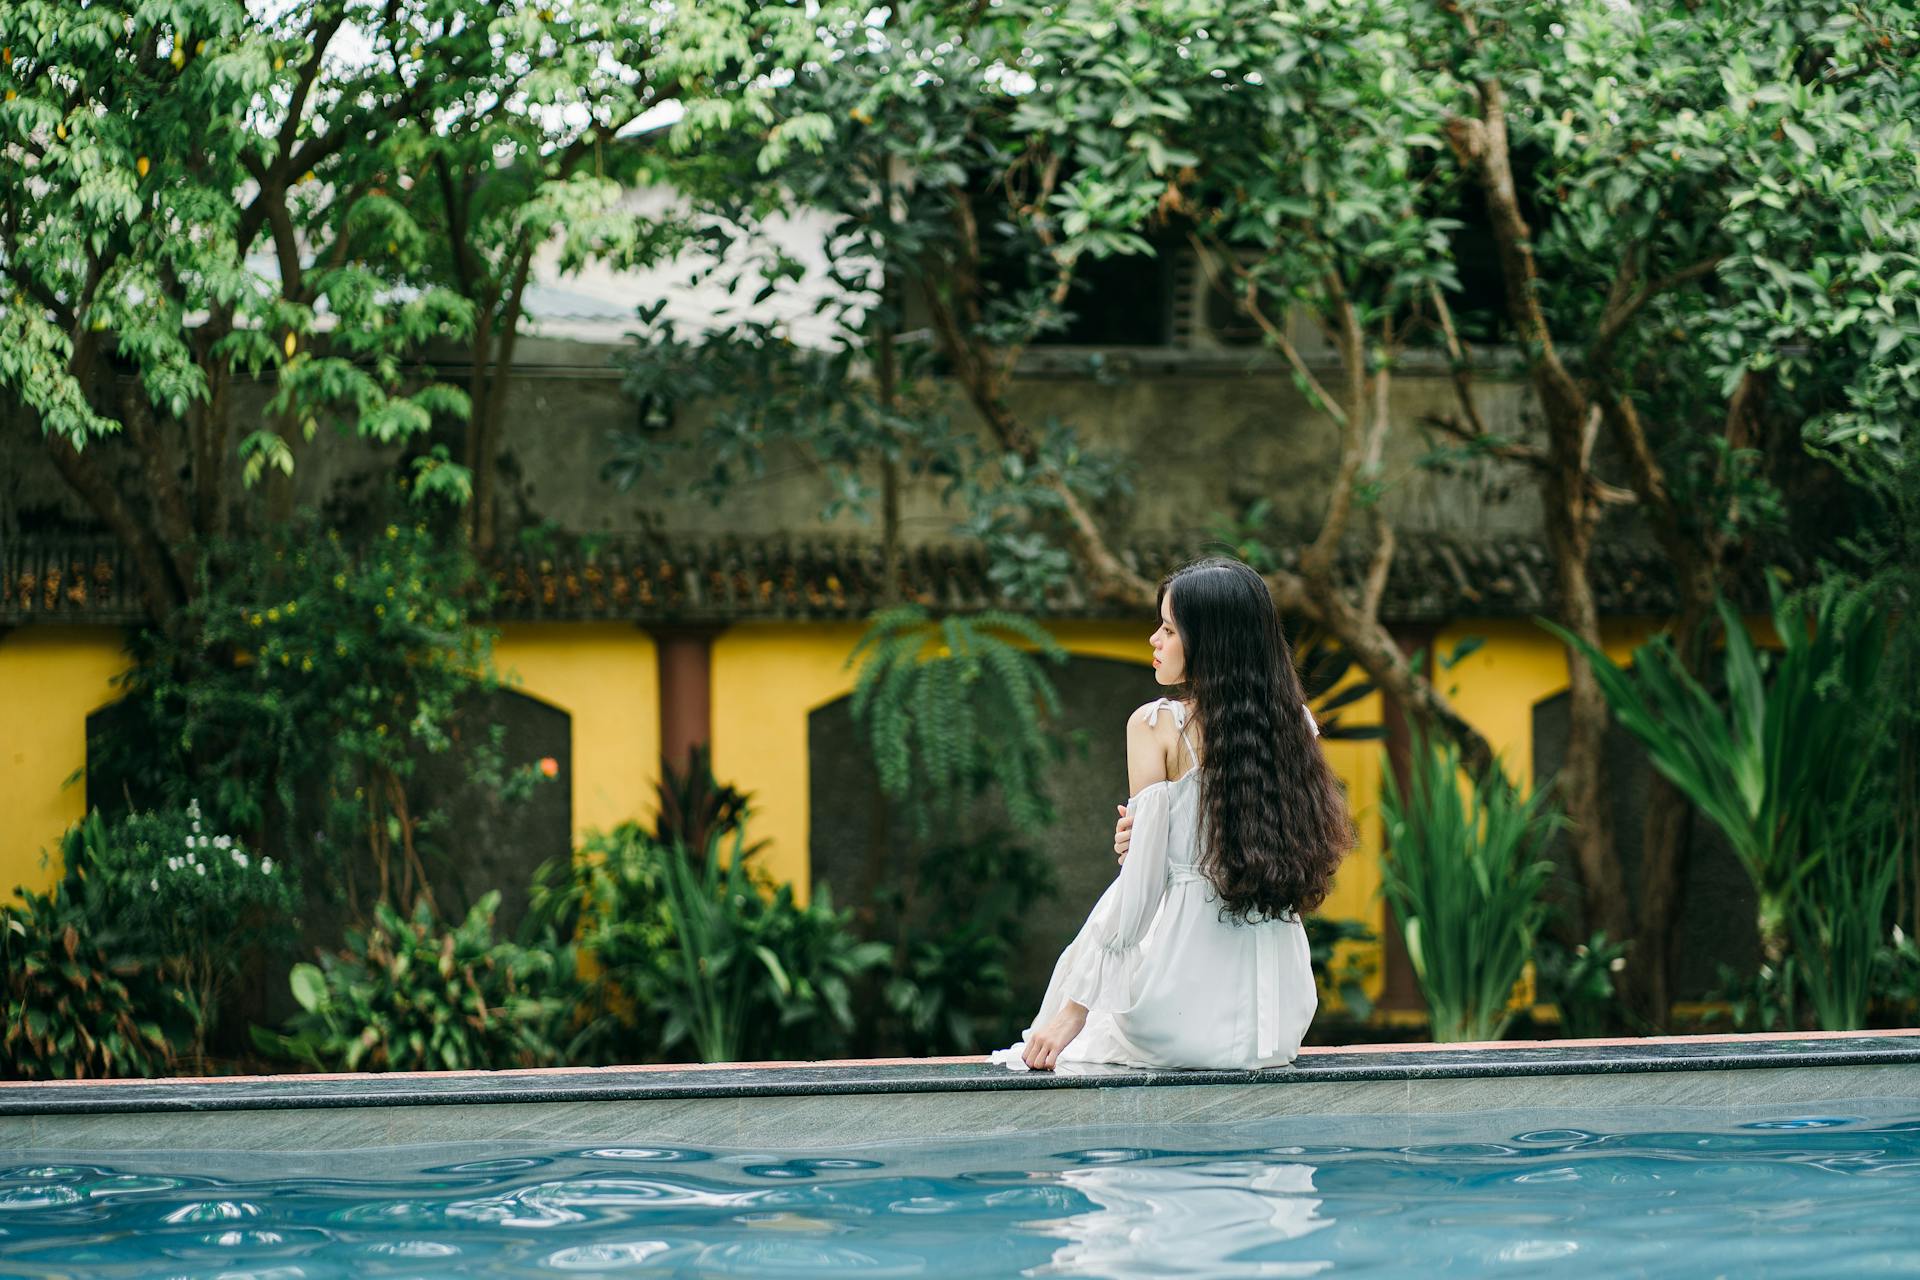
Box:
[3,1030,1917,1152]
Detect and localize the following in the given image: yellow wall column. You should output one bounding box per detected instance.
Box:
[493,622,661,843]
[709,621,869,898]
[0,627,130,899]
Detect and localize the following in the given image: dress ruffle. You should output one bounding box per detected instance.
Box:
[1062,930,1147,1015]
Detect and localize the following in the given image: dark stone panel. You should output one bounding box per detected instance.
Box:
[406,686,572,937]
[83,688,570,1031]
[1532,686,1760,1000]
[808,653,1165,1020]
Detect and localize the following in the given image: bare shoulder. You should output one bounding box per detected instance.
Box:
[1127,697,1175,731]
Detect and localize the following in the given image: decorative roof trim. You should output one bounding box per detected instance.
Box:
[1,532,1754,629]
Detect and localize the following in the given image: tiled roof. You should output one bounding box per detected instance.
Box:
[2,532,1725,628]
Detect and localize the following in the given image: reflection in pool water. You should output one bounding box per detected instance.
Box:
[2,1106,1918,1277]
[1031,1162,1329,1278]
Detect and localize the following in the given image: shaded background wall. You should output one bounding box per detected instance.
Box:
[2,339,1546,552]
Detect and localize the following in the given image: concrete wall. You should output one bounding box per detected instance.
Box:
[3,338,1543,554]
[488,341,1544,549]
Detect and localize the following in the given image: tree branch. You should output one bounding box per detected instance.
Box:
[117,382,197,588]
[42,433,182,624]
[1187,231,1347,426]
[1591,252,1726,369]
[1301,268,1372,584]
[1426,281,1493,440]
[918,273,1152,607]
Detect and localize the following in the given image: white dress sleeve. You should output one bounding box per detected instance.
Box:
[1059,779,1173,1013]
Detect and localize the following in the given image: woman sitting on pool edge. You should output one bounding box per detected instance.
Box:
[992,556,1355,1072]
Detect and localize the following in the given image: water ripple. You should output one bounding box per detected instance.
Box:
[0,1110,1916,1276]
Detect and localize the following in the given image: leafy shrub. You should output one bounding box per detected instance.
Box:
[653,828,888,1063]
[525,823,679,1065]
[256,891,568,1072]
[1873,927,1920,1025]
[874,828,1058,1055]
[1535,932,1630,1039]
[1303,915,1377,1022]
[1380,733,1561,1042]
[1550,585,1889,974]
[68,805,299,1062]
[1791,824,1902,1031]
[651,742,752,855]
[1706,959,1800,1034]
[91,510,507,914]
[535,823,888,1064]
[1,851,191,1080]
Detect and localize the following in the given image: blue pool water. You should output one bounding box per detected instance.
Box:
[3,1104,1919,1277]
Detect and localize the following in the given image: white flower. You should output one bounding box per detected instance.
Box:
[200,835,213,849]
[149,879,159,892]
[215,836,232,850]
[1549,21,1565,36]
[1609,957,1627,973]
[195,864,206,876]
[167,857,181,871]
[262,858,275,875]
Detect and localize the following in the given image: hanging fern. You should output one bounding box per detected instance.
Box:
[845,604,1069,838]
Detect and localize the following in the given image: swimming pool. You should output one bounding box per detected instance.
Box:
[3,1034,1917,1277]
[4,1101,1919,1277]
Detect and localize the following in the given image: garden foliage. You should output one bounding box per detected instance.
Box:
[846,604,1075,838]
[67,804,298,1063]
[259,891,570,1073]
[91,511,523,917]
[1,820,193,1081]
[1380,735,1562,1043]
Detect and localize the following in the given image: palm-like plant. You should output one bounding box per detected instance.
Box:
[1379,732,1561,1042]
[845,605,1070,837]
[1546,585,1888,971]
[653,826,888,1063]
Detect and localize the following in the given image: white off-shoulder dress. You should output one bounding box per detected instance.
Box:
[990,697,1318,1071]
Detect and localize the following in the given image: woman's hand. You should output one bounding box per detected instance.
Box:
[1114,804,1133,865]
[1022,1002,1089,1070]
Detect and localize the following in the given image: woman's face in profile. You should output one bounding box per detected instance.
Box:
[1150,593,1187,686]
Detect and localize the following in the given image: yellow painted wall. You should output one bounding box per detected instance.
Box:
[705,614,1726,1008]
[710,620,1176,901]
[492,623,661,842]
[0,623,658,902]
[0,628,131,900]
[709,617,1392,920]
[709,621,870,897]
[1429,617,1662,790]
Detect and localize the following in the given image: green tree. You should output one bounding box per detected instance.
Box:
[1426,0,1920,1020]
[0,0,687,621]
[647,0,1920,1026]
[616,0,1491,753]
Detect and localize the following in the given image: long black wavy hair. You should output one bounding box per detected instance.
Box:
[1160,556,1355,922]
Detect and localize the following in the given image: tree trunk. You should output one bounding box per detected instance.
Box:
[469,243,534,555]
[876,307,903,607]
[1452,72,1637,975]
[1542,470,1633,957]
[42,433,183,627]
